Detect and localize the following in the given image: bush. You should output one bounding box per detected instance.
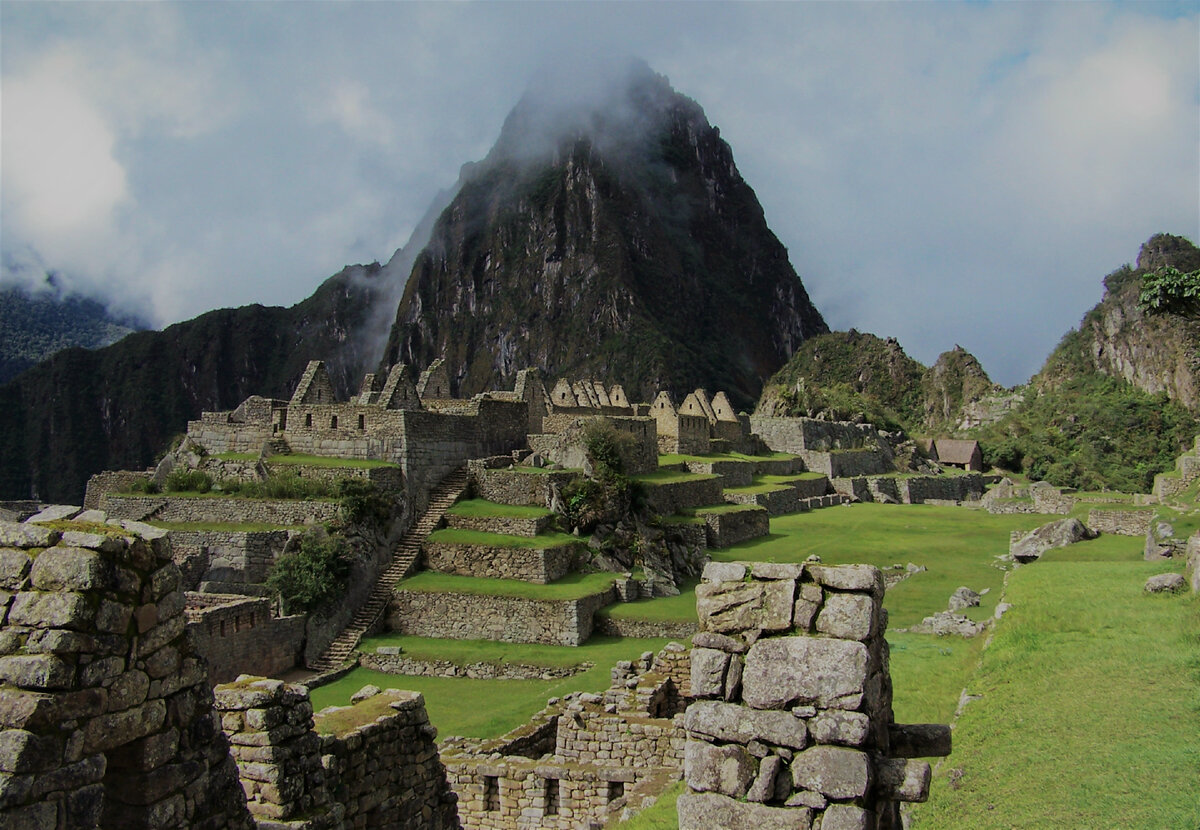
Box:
[338,479,392,528]
[164,469,212,493]
[128,478,161,495]
[1139,266,1200,316]
[266,531,352,615]
[223,472,336,500]
[582,420,639,481]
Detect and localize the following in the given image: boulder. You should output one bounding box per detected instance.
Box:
[907,611,986,638]
[1144,521,1180,561]
[947,586,980,611]
[1144,573,1186,594]
[1008,518,1096,563]
[742,637,867,710]
[696,579,795,634]
[684,740,757,797]
[677,791,812,830]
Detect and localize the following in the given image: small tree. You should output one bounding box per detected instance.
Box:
[266,531,351,615]
[1139,266,1200,317]
[337,478,392,528]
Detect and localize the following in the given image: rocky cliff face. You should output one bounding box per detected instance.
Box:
[1039,234,1200,410]
[0,267,385,502]
[382,62,827,408]
[921,346,999,430]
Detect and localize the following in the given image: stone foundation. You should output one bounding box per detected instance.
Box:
[694,506,771,548]
[421,541,583,584]
[100,494,339,526]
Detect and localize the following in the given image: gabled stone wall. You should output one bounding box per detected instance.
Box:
[185,594,305,684]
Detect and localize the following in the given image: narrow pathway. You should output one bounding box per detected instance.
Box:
[307,467,469,672]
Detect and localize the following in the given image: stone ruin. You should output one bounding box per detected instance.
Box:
[0,520,252,830]
[679,561,950,829]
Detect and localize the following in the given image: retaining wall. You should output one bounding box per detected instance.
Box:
[421,541,583,584]
[185,594,305,684]
[696,506,771,548]
[470,466,579,508]
[642,477,726,515]
[1087,508,1154,536]
[444,512,555,537]
[100,494,339,526]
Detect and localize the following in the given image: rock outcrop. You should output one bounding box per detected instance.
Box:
[1007,518,1097,563]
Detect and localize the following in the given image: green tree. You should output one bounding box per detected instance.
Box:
[266,531,351,615]
[1139,266,1200,316]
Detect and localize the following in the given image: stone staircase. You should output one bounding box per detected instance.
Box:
[307,467,469,672]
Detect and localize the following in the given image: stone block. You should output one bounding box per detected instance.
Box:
[887,723,952,758]
[683,740,757,798]
[723,655,743,701]
[0,522,60,549]
[821,803,872,830]
[677,791,812,829]
[0,729,63,774]
[684,701,808,749]
[691,631,747,653]
[702,562,747,583]
[81,699,166,754]
[745,754,782,803]
[690,648,730,698]
[792,599,819,631]
[742,637,868,710]
[749,563,804,580]
[9,592,93,631]
[815,593,876,641]
[790,745,870,799]
[807,710,870,746]
[696,579,794,634]
[807,564,882,595]
[0,551,31,591]
[0,654,76,690]
[874,757,930,802]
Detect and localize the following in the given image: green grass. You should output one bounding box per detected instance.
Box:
[394,570,619,600]
[721,483,791,495]
[147,521,299,532]
[657,451,797,466]
[685,503,762,516]
[757,473,826,484]
[914,559,1200,828]
[888,632,985,725]
[632,470,721,485]
[266,454,398,469]
[617,780,684,828]
[309,636,673,740]
[425,527,579,549]
[357,633,667,670]
[445,499,553,519]
[711,503,1053,627]
[599,579,701,623]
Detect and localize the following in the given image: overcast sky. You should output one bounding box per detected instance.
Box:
[2,2,1197,387]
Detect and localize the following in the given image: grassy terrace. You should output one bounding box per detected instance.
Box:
[758,473,826,483]
[657,451,798,466]
[598,578,701,623]
[631,470,720,485]
[722,482,792,495]
[213,452,399,468]
[147,521,300,532]
[445,498,553,519]
[393,570,619,600]
[310,635,674,740]
[425,527,579,549]
[685,503,763,516]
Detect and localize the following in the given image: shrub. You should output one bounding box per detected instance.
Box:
[227,472,336,500]
[337,479,392,528]
[1139,266,1200,316]
[266,531,351,615]
[165,469,212,493]
[128,478,161,495]
[582,420,639,481]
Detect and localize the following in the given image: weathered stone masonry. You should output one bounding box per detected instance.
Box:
[678,561,951,830]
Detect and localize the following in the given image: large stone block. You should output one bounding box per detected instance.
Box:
[696,579,794,634]
[8,592,93,631]
[807,710,870,747]
[821,803,873,830]
[684,701,808,749]
[684,740,757,798]
[0,654,76,691]
[815,592,877,641]
[690,647,730,698]
[677,791,812,830]
[790,745,871,799]
[0,551,31,591]
[807,565,882,595]
[0,523,61,549]
[742,637,868,710]
[874,757,931,802]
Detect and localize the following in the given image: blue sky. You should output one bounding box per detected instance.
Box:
[2,1,1197,387]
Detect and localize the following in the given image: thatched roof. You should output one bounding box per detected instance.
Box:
[934,439,980,465]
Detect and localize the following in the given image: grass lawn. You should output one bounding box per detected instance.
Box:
[394,570,619,600]
[914,553,1200,829]
[711,503,1057,627]
[310,635,673,740]
[722,484,791,496]
[600,579,701,623]
[357,633,669,670]
[686,504,763,516]
[425,527,579,549]
[757,473,826,484]
[657,452,797,466]
[445,499,553,519]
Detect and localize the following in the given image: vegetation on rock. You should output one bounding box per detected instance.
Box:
[266,530,352,615]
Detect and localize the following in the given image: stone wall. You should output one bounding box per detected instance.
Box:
[215,678,460,829]
[681,460,754,487]
[1031,483,1076,515]
[1087,508,1155,536]
[185,594,305,684]
[802,448,892,478]
[100,494,340,526]
[360,650,584,680]
[642,477,725,515]
[749,416,885,454]
[387,587,616,646]
[696,506,771,548]
[0,520,254,829]
[444,513,555,537]
[897,474,985,505]
[83,470,153,510]
[1188,533,1200,593]
[469,466,578,508]
[723,487,799,516]
[421,541,583,584]
[678,561,950,830]
[594,616,700,640]
[168,528,295,588]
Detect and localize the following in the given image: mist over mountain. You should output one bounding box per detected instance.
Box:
[0,277,149,384]
[382,60,827,407]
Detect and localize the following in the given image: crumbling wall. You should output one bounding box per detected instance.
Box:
[185,595,305,684]
[0,520,254,829]
[678,561,950,830]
